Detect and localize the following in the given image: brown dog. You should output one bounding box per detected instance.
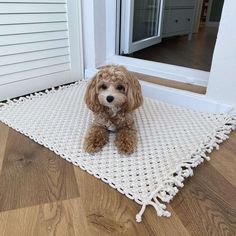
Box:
[83,65,143,155]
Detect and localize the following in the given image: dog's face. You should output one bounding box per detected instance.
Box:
[97,76,127,109]
[85,65,143,113]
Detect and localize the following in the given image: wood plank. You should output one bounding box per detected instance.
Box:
[0,123,9,173]
[171,162,236,235]
[73,165,189,236]
[0,198,90,236]
[0,128,79,212]
[209,131,236,188]
[134,72,207,94]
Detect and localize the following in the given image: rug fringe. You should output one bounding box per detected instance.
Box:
[136,115,236,222]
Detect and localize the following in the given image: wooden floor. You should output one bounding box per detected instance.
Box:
[129,26,218,72]
[0,122,236,235]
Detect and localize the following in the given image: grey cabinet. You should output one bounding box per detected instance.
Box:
[162,0,196,38]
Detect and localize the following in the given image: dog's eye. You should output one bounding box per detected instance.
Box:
[100,84,107,90]
[116,85,124,91]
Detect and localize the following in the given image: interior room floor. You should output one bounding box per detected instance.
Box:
[128,26,218,72]
[0,121,235,233]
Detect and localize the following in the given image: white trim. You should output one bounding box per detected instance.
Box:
[107,55,209,87]
[104,0,209,87]
[67,0,84,80]
[82,0,96,69]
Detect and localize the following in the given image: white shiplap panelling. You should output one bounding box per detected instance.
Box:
[0,22,68,35]
[0,55,70,76]
[2,0,66,2]
[0,31,68,46]
[0,39,69,56]
[0,47,69,66]
[0,63,70,85]
[0,13,67,24]
[0,0,74,87]
[0,3,67,13]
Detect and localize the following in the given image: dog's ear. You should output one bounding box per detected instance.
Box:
[126,72,143,112]
[84,74,103,113]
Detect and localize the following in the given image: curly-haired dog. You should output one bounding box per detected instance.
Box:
[83,65,143,155]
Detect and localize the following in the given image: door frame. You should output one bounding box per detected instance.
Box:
[83,0,235,113]
[104,0,209,87]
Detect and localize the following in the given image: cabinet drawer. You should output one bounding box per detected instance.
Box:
[165,0,195,8]
[163,9,194,35]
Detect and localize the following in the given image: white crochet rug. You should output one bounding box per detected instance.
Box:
[0,81,235,222]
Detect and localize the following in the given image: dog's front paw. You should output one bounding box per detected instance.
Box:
[84,125,109,153]
[115,129,137,155]
[84,141,103,153]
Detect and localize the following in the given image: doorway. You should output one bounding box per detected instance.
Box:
[118,0,224,72]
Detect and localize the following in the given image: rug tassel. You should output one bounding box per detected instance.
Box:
[136,204,146,223]
[136,198,171,223]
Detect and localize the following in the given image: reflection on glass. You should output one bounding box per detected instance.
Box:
[132,0,159,42]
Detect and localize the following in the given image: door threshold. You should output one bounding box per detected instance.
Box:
[134,72,206,94]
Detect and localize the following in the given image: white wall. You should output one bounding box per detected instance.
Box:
[206,0,236,105]
[82,0,96,69]
[82,0,106,72]
[94,0,107,66]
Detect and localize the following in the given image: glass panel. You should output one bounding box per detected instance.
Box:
[132,0,159,42]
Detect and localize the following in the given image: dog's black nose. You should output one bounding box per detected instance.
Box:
[106,95,114,103]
